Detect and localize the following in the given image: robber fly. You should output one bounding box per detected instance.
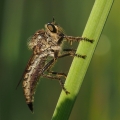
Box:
[21,18,93,113]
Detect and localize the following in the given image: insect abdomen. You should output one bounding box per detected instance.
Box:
[23,55,46,112]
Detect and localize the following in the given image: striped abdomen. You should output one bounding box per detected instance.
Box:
[23,54,46,112]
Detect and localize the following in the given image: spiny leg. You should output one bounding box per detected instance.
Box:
[63,36,94,44]
[42,74,70,94]
[48,71,67,78]
[63,48,76,52]
[59,48,86,59]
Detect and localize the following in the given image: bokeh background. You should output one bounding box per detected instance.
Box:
[0,0,119,120]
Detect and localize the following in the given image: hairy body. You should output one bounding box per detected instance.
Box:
[21,20,93,112]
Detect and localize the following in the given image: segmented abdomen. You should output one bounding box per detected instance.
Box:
[22,54,46,112]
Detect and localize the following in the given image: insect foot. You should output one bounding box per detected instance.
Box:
[82,37,94,43]
[75,54,86,59]
[58,78,70,95]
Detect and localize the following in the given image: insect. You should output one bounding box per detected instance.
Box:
[21,18,93,113]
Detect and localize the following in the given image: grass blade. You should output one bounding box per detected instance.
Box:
[52,0,114,119]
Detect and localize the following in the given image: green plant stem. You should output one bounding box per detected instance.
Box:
[51,0,114,120]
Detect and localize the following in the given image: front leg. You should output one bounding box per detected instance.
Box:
[64,36,94,45]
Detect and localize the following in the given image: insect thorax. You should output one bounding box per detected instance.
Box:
[28,23,64,58]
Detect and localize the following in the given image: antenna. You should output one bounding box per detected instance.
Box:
[52,17,55,23]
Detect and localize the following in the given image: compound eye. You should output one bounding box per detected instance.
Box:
[47,23,57,33]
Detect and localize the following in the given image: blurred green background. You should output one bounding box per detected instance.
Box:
[0,0,119,120]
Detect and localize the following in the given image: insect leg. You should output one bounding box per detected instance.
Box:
[64,36,94,44]
[48,71,67,78]
[41,59,55,73]
[41,47,85,74]
[42,48,86,75]
[41,59,69,94]
[42,74,70,94]
[59,49,86,59]
[63,48,76,52]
